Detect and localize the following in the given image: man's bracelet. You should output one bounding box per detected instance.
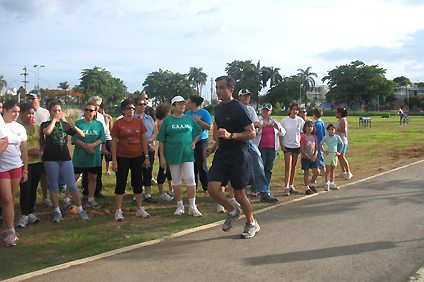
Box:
[112,161,117,164]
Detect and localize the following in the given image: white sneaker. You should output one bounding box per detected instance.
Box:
[330,183,339,190]
[136,207,151,218]
[345,172,353,180]
[336,173,345,178]
[16,215,29,228]
[283,187,290,196]
[42,198,53,208]
[115,210,125,222]
[317,181,326,188]
[217,204,225,213]
[174,205,185,215]
[324,183,330,191]
[188,205,202,217]
[28,213,40,224]
[228,198,241,209]
[168,191,175,197]
[159,192,174,201]
[289,186,298,194]
[86,199,101,209]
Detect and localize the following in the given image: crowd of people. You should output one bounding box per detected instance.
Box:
[0,76,354,246]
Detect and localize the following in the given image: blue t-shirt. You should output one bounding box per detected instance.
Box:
[314,119,326,152]
[186,108,213,141]
[214,99,253,153]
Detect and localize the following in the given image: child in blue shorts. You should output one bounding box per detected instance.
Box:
[319,124,344,191]
[300,121,319,195]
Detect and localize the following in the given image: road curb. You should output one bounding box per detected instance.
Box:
[5,158,424,282]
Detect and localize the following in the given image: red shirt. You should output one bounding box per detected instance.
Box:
[111,118,147,158]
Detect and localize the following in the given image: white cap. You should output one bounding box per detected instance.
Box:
[171,95,186,105]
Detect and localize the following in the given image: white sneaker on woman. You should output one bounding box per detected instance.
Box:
[188,205,202,217]
[174,205,185,215]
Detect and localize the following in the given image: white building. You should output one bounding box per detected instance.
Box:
[394,84,424,99]
[306,85,329,102]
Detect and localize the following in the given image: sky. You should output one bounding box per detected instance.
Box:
[1,0,424,101]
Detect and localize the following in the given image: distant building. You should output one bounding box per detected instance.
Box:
[306,85,329,102]
[394,84,424,99]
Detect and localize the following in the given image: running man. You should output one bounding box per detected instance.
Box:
[205,76,260,239]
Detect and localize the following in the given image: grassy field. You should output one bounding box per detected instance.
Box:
[1,114,424,280]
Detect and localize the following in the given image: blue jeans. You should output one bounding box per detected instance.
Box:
[44,161,79,194]
[248,139,269,197]
[259,148,278,192]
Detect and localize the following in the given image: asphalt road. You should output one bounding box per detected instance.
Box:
[9,161,424,282]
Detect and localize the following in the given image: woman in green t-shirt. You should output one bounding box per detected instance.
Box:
[69,102,105,210]
[157,96,203,217]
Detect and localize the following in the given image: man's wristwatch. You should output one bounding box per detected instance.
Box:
[231,133,236,139]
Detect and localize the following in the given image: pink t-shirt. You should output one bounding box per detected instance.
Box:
[258,126,275,148]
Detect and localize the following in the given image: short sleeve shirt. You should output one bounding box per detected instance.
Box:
[40,120,77,161]
[320,135,343,153]
[156,114,202,165]
[185,108,213,141]
[280,116,304,148]
[314,119,326,151]
[214,100,253,153]
[71,120,105,168]
[300,134,318,158]
[111,117,147,158]
[0,122,27,172]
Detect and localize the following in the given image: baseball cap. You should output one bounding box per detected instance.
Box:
[26,91,40,98]
[171,95,186,105]
[262,103,273,111]
[238,88,251,96]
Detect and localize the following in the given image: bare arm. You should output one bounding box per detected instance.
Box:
[20,140,28,183]
[192,114,213,130]
[111,137,118,172]
[0,136,8,155]
[217,123,255,141]
[140,133,150,168]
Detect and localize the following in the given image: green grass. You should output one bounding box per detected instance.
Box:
[1,115,424,280]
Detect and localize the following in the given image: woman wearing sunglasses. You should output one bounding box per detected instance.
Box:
[111,99,150,221]
[68,102,105,210]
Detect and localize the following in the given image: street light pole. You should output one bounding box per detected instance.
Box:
[33,64,45,90]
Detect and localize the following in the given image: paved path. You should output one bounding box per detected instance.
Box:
[8,161,424,282]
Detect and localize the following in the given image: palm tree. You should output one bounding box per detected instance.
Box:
[0,75,7,93]
[297,67,318,106]
[262,66,283,88]
[187,67,207,97]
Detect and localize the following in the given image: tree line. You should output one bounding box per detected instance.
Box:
[1,60,421,110]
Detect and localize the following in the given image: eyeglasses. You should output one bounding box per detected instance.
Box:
[299,111,306,113]
[125,106,135,110]
[29,97,36,100]
[138,103,147,106]
[85,109,95,112]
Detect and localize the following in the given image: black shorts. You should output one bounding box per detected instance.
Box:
[74,166,102,175]
[208,148,252,190]
[284,147,301,155]
[301,158,318,170]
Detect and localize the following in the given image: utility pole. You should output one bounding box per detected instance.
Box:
[20,66,29,102]
[210,77,214,103]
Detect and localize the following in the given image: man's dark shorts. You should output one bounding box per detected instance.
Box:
[208,148,252,190]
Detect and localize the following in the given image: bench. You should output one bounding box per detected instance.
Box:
[359,116,371,128]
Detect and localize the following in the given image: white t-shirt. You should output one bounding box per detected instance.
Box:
[0,122,27,172]
[34,107,50,126]
[246,105,259,123]
[78,112,111,140]
[280,116,304,148]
